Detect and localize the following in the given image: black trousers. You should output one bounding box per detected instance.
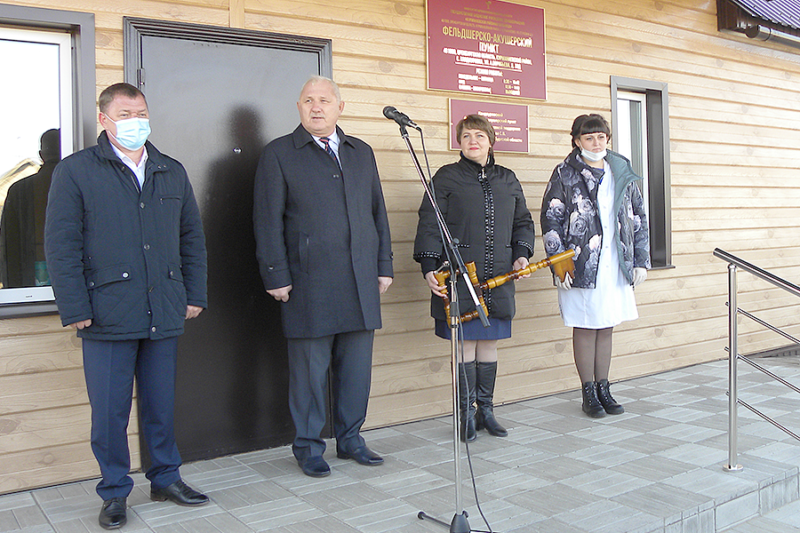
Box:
[287,330,374,461]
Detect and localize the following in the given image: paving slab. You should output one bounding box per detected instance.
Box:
[2,357,800,532]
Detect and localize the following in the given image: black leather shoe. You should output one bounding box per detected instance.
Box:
[99,497,127,530]
[337,445,384,466]
[298,455,331,477]
[150,480,209,506]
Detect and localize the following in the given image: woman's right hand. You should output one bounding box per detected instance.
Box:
[425,271,448,298]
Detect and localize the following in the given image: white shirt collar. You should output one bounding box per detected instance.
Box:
[110,142,148,189]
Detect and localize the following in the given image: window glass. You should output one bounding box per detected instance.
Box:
[616,91,649,219]
[0,27,73,302]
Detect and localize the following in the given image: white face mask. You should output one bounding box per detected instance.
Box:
[581,148,606,162]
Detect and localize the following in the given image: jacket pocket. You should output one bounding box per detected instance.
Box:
[167,263,184,283]
[165,263,188,321]
[503,244,514,271]
[159,195,183,227]
[299,232,310,273]
[160,195,182,203]
[86,264,133,327]
[86,264,132,289]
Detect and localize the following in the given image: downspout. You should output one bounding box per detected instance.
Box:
[745,25,800,49]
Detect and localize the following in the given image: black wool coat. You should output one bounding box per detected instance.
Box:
[253,125,393,339]
[414,154,535,321]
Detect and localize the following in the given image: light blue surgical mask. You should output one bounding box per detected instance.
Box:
[107,116,151,150]
[581,148,606,162]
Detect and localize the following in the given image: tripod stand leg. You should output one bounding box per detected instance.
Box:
[417,511,470,532]
[418,285,472,532]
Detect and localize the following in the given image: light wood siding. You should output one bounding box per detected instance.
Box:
[0,316,140,494]
[3,0,800,493]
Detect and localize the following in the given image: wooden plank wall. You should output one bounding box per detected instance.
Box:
[3,0,800,493]
[0,316,140,493]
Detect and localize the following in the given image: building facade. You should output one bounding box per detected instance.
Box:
[2,0,799,494]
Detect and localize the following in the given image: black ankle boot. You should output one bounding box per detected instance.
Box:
[581,381,605,418]
[597,379,624,414]
[475,362,508,437]
[458,361,477,442]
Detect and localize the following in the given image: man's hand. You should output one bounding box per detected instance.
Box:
[378,276,393,294]
[69,319,92,330]
[186,305,204,319]
[267,285,292,302]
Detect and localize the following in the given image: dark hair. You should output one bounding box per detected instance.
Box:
[456,114,496,147]
[570,114,611,147]
[98,83,147,114]
[40,128,61,162]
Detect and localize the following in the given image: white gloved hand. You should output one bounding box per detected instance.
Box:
[555,273,573,290]
[632,267,647,287]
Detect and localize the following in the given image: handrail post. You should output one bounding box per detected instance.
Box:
[725,263,743,471]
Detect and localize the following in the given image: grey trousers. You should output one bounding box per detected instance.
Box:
[287,329,374,461]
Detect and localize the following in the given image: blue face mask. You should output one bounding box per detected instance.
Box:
[108,117,151,150]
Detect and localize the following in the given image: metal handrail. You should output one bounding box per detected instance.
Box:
[713,248,800,297]
[713,248,800,472]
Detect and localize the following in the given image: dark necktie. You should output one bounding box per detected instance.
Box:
[319,137,339,166]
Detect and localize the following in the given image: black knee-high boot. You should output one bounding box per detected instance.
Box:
[458,361,477,442]
[475,361,508,437]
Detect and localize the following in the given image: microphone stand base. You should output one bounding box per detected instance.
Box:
[417,511,471,532]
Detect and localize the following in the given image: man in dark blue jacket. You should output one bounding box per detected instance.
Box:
[45,83,208,530]
[254,76,393,478]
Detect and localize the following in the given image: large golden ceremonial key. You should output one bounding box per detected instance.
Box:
[432,249,576,324]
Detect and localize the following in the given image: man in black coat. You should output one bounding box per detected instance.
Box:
[45,83,209,530]
[0,128,60,288]
[253,75,393,477]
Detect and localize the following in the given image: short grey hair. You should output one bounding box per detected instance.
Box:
[300,75,341,102]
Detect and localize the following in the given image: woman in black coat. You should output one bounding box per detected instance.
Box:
[414,114,534,441]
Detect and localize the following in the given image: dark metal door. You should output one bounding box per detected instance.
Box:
[124,18,331,461]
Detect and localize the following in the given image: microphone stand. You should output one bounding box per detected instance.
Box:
[392,122,488,533]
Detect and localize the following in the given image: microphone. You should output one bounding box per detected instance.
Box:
[383,106,419,129]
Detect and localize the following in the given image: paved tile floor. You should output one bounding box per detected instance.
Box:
[3,356,800,533]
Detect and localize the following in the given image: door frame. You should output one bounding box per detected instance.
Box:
[122,17,333,465]
[123,17,332,91]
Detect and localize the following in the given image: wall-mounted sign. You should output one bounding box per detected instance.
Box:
[450,99,528,153]
[427,0,546,100]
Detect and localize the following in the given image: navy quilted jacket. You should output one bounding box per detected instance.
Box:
[44,132,207,340]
